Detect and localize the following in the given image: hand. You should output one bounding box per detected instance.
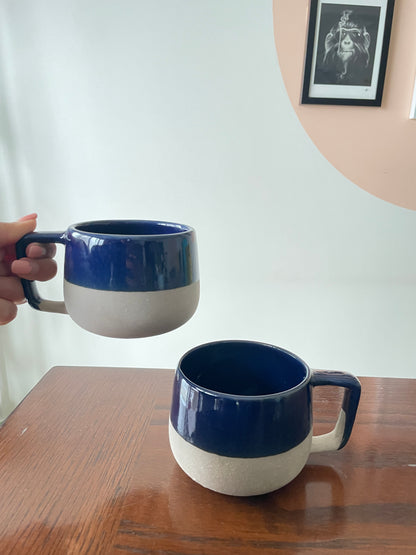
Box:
[0,214,57,324]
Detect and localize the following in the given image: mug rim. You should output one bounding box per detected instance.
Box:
[70,219,194,238]
[177,339,311,400]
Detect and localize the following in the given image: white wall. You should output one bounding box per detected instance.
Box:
[1,1,415,418]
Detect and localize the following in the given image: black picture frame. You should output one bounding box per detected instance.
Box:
[301,0,395,106]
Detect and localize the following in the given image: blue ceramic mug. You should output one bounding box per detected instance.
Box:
[16,220,199,338]
[169,340,361,496]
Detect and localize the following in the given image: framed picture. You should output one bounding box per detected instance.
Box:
[301,0,395,106]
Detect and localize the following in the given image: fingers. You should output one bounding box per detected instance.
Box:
[11,257,57,282]
[1,241,57,278]
[26,242,57,259]
[0,215,37,248]
[0,214,57,326]
[18,213,38,222]
[0,254,58,326]
[0,276,25,303]
[0,261,11,277]
[0,298,18,325]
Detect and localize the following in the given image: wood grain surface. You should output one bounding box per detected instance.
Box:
[0,367,415,554]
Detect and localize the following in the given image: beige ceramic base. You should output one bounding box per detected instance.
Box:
[61,280,200,338]
[169,420,312,497]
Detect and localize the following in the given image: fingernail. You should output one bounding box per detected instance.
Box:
[18,213,38,222]
[12,259,36,275]
[27,245,47,257]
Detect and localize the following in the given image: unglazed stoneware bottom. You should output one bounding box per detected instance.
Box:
[169,420,313,497]
[63,280,200,338]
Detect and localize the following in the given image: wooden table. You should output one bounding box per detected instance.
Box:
[0,367,415,554]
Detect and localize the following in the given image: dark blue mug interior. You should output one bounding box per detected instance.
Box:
[180,341,309,396]
[74,220,190,236]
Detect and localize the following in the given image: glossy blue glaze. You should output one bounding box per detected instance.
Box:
[64,221,198,291]
[170,341,313,458]
[170,341,362,459]
[16,220,198,295]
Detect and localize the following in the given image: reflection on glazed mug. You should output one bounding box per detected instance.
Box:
[169,340,361,496]
[16,220,199,338]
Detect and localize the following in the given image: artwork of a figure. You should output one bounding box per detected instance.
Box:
[314,6,380,86]
[323,10,370,81]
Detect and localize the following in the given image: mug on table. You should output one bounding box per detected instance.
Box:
[169,340,361,496]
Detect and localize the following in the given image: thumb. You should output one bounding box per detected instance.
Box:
[0,216,37,248]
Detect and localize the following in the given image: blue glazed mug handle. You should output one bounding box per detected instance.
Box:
[15,232,67,314]
[310,370,361,453]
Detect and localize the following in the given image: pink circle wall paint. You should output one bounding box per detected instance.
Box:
[273,0,416,210]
